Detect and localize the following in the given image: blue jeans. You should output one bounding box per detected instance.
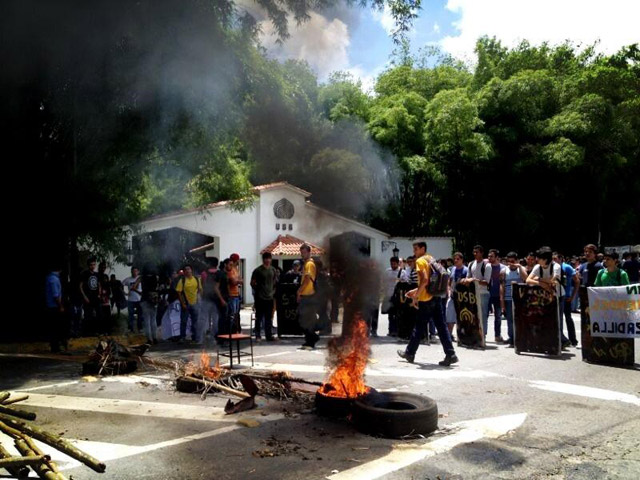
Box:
[478,294,490,337]
[254,298,274,339]
[180,303,199,340]
[504,300,514,344]
[559,296,577,344]
[489,296,502,337]
[141,301,157,342]
[406,299,455,357]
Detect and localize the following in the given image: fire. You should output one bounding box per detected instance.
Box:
[184,351,223,380]
[319,315,370,398]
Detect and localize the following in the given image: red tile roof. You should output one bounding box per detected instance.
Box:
[260,235,325,256]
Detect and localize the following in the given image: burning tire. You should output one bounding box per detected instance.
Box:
[352,391,438,438]
[315,391,356,418]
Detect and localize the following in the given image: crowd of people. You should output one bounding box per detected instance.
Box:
[43,242,639,358]
[394,242,639,367]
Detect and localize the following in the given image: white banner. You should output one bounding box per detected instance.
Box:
[588,284,640,338]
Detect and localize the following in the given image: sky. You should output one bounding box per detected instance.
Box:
[256,0,640,91]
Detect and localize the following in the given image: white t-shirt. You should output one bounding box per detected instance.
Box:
[384,267,401,298]
[122,276,142,302]
[467,259,491,295]
[531,262,563,297]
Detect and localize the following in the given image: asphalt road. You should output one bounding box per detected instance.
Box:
[1,310,638,480]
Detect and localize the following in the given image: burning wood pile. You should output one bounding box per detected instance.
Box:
[82,339,149,376]
[143,353,320,411]
[0,391,106,479]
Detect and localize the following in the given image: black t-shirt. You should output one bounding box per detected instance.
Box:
[81,270,100,301]
[141,274,158,302]
[581,261,603,287]
[214,270,229,302]
[622,259,640,283]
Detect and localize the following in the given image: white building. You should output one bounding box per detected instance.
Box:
[112,182,453,303]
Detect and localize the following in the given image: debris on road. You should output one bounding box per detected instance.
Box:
[82,339,149,376]
[0,391,106,479]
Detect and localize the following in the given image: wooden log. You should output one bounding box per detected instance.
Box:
[0,404,37,421]
[0,414,106,473]
[0,420,61,473]
[14,439,66,480]
[180,376,250,399]
[0,454,48,467]
[0,443,30,479]
[2,394,29,405]
[240,373,323,387]
[0,392,10,403]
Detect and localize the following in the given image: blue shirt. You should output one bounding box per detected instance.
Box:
[560,263,576,298]
[45,272,62,308]
[504,268,521,300]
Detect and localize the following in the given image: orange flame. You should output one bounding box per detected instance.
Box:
[319,315,370,398]
[185,351,223,379]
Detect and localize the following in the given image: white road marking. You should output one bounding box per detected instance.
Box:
[17,381,81,391]
[528,380,640,406]
[14,392,241,422]
[100,375,166,386]
[250,362,502,380]
[327,413,527,480]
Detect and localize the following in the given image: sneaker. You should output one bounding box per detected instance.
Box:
[571,341,579,347]
[371,331,378,337]
[299,345,313,351]
[561,340,571,350]
[438,354,459,367]
[397,350,415,363]
[255,337,262,343]
[266,337,276,342]
[495,336,504,344]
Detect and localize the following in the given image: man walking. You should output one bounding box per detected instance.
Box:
[397,242,458,366]
[251,252,277,341]
[297,244,319,349]
[176,264,202,343]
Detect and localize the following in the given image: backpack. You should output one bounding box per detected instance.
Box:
[423,255,450,296]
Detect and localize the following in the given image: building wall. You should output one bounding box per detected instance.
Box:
[110,185,454,304]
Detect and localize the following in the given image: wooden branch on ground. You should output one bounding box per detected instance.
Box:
[0,454,48,467]
[0,443,30,479]
[239,373,323,387]
[14,438,66,480]
[181,376,250,399]
[2,394,29,405]
[0,414,106,473]
[0,392,10,403]
[0,404,37,421]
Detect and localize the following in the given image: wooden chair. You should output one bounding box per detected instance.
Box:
[216,309,254,368]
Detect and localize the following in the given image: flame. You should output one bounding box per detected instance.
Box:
[319,314,370,398]
[184,351,223,379]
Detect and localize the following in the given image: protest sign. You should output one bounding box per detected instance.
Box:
[512,284,561,356]
[453,282,484,347]
[580,287,635,366]
[587,284,640,338]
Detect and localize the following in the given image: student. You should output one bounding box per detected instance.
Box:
[621,252,640,284]
[398,242,458,367]
[462,245,492,341]
[553,252,580,347]
[526,246,562,296]
[503,252,528,347]
[251,252,277,341]
[445,252,468,339]
[176,264,202,343]
[297,244,319,349]
[595,252,630,286]
[578,244,603,288]
[487,249,506,343]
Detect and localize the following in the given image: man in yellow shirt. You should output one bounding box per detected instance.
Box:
[398,242,458,366]
[297,244,319,350]
[176,264,202,343]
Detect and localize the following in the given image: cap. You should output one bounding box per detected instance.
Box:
[293,260,301,265]
[230,253,240,261]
